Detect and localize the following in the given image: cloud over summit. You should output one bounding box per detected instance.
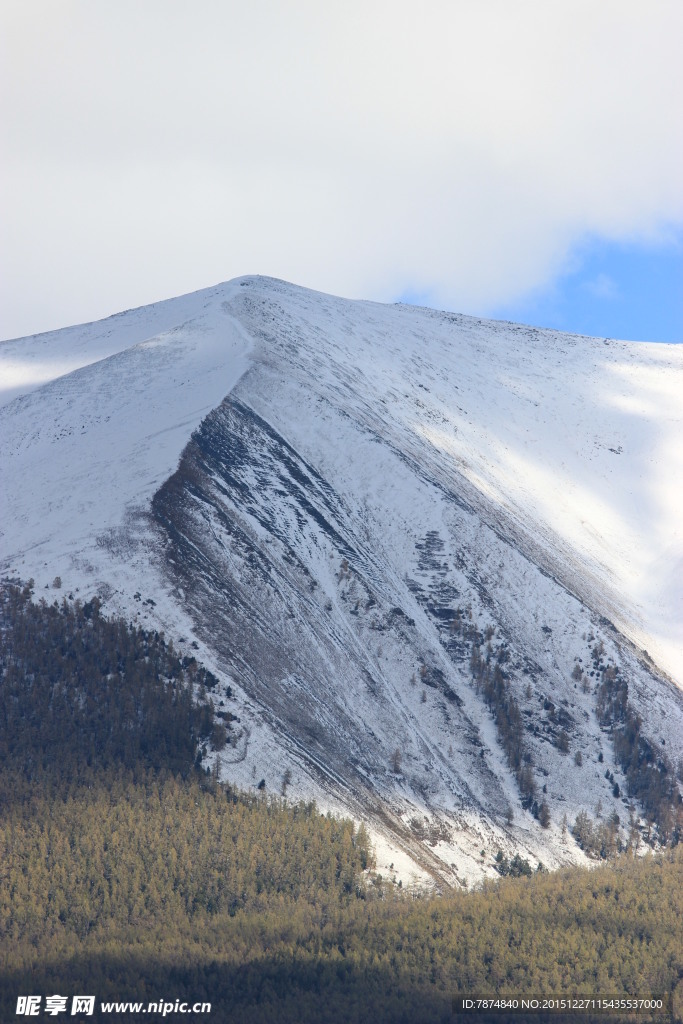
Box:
[1,0,682,338]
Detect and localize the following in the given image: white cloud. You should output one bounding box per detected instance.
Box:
[1,0,682,338]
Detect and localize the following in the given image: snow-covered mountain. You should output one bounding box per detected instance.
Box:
[1,276,682,887]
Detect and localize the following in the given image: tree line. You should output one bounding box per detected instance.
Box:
[1,582,682,1022]
[0,580,218,786]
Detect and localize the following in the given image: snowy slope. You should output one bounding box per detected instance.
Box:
[1,276,682,886]
[231,281,683,685]
[0,283,252,589]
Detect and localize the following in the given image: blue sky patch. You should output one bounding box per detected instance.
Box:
[488,235,683,344]
[397,235,682,344]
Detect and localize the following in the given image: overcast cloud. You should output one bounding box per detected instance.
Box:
[1,0,682,339]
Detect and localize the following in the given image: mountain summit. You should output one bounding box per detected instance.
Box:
[2,276,681,884]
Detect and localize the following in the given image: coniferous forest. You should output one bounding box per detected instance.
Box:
[1,583,682,1023]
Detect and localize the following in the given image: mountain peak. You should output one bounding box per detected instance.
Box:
[2,277,681,883]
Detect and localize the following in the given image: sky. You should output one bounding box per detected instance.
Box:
[1,1,682,343]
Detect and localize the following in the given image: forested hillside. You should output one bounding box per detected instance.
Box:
[1,584,681,1023]
[0,580,220,783]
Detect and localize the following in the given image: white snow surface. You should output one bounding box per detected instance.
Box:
[1,275,682,884]
[1,282,252,586]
